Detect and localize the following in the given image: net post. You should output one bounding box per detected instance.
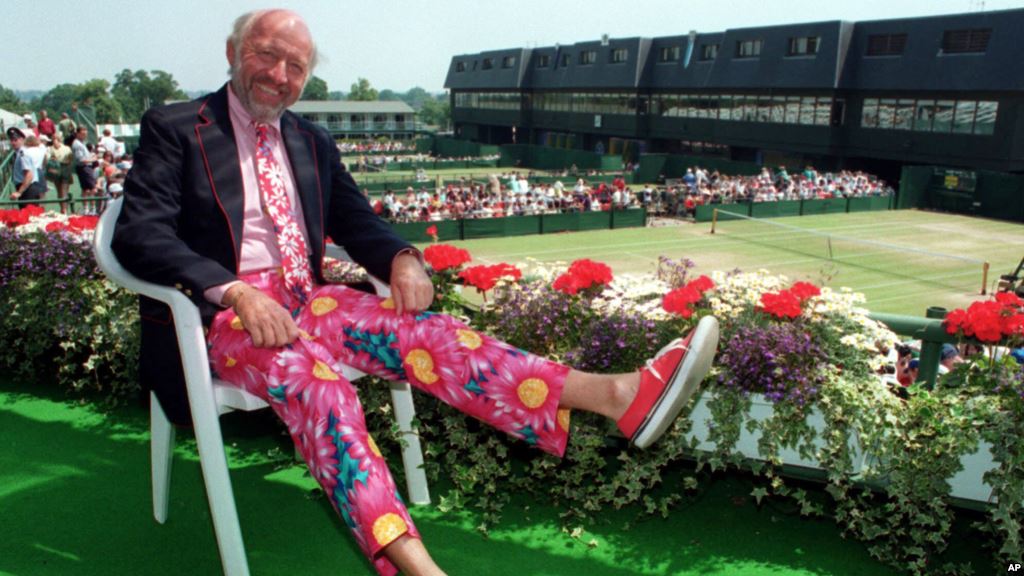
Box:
[711,209,718,234]
[981,261,989,295]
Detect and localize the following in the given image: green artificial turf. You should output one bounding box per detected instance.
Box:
[0,380,994,576]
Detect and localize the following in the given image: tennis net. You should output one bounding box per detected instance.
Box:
[710,208,990,294]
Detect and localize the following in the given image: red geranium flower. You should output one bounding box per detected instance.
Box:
[944,295,1024,343]
[423,244,471,272]
[459,263,521,293]
[67,215,99,231]
[663,285,702,318]
[425,225,438,242]
[790,281,821,301]
[552,259,613,295]
[687,275,715,293]
[759,290,803,319]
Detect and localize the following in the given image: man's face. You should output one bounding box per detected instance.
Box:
[77,129,87,141]
[228,11,312,122]
[10,135,24,150]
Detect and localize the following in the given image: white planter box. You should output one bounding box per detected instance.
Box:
[685,390,865,473]
[948,440,996,503]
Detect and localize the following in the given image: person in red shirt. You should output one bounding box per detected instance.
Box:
[37,110,57,142]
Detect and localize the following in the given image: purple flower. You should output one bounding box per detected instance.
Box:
[716,322,826,406]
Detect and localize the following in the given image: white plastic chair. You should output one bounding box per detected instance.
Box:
[93,197,430,576]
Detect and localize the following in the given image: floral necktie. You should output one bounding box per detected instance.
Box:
[254,123,313,307]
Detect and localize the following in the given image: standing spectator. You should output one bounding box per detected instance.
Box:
[23,114,39,137]
[72,126,99,214]
[57,112,77,145]
[46,135,75,213]
[8,128,47,203]
[99,128,121,160]
[37,110,56,142]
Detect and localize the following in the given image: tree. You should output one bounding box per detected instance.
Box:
[347,78,378,101]
[418,96,450,130]
[300,75,328,100]
[402,87,431,110]
[0,84,21,112]
[37,79,123,123]
[327,90,346,101]
[378,89,400,102]
[111,69,187,122]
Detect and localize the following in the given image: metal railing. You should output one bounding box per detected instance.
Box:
[869,307,957,388]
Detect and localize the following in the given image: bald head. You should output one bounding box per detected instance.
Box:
[226,9,318,122]
[228,9,318,70]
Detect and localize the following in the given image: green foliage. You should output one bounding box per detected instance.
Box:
[347,78,378,101]
[111,69,188,122]
[418,97,450,129]
[300,75,329,101]
[0,234,138,400]
[36,80,123,123]
[0,83,22,112]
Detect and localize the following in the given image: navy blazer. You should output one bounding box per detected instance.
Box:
[112,84,412,424]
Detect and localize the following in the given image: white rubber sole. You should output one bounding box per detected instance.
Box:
[632,315,720,449]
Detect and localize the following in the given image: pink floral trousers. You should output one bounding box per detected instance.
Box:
[207,270,572,576]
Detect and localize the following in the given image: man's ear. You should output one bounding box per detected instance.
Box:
[226,40,236,67]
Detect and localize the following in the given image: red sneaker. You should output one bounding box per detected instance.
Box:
[617,315,719,449]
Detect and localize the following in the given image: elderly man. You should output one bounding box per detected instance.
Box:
[8,128,47,203]
[112,9,718,576]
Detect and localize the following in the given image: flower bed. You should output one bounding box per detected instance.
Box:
[2,208,1022,575]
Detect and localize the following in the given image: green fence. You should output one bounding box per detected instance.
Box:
[388,209,647,243]
[899,165,1024,224]
[694,196,894,222]
[499,144,619,171]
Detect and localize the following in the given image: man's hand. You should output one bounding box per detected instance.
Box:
[389,252,434,315]
[224,283,299,348]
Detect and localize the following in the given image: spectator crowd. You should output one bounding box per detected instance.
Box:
[368,165,893,223]
[4,110,132,214]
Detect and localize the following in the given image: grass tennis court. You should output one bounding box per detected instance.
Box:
[417,209,1024,316]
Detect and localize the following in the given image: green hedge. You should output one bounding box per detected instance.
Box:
[694,197,894,222]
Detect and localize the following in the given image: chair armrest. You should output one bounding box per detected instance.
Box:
[324,244,391,297]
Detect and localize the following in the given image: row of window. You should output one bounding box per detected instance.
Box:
[860,98,997,134]
[454,27,994,72]
[533,92,643,115]
[452,92,1001,135]
[454,92,521,110]
[655,94,837,126]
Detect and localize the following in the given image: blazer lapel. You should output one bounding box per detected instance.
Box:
[281,114,325,270]
[195,86,245,272]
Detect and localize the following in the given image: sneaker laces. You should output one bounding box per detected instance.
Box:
[642,338,689,384]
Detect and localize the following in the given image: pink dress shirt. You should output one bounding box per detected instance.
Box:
[203,86,311,305]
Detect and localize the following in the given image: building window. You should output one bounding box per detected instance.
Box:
[866,33,907,56]
[859,97,997,135]
[700,43,719,61]
[580,50,597,64]
[561,53,571,67]
[482,58,493,70]
[974,101,998,134]
[536,54,550,68]
[502,55,516,68]
[455,61,466,73]
[941,28,992,54]
[610,48,628,63]
[735,39,762,58]
[787,36,820,56]
[658,45,681,62]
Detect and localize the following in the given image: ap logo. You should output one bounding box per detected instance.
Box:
[1009,563,1022,572]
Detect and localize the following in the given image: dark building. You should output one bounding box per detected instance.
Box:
[444,9,1024,180]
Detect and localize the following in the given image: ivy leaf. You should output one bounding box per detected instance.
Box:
[751,486,768,505]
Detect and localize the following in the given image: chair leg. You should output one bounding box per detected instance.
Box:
[151,391,176,524]
[190,405,251,576]
[389,381,431,505]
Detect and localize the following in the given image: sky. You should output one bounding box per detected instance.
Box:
[4,0,1023,96]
